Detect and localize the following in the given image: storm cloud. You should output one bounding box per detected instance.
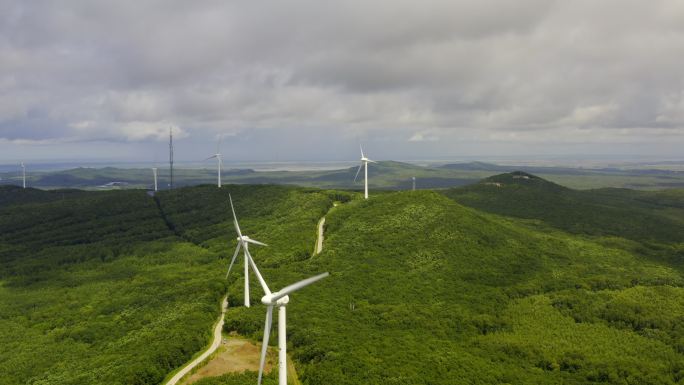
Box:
[1,0,683,160]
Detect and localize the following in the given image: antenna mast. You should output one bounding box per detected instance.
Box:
[169,127,174,189]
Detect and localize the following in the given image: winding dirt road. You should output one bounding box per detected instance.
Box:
[166,201,340,384]
[165,295,228,385]
[315,217,325,254]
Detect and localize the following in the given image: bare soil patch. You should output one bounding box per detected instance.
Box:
[182,337,274,384]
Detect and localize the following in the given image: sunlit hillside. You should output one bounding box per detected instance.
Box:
[3,178,684,384]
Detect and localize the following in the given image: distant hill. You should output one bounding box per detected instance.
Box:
[443,171,684,245]
[4,160,684,190]
[439,161,511,171]
[439,162,591,175]
[440,162,684,179]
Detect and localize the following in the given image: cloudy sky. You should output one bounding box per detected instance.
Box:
[1,0,683,163]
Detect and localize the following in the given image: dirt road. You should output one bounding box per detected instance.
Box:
[165,295,228,385]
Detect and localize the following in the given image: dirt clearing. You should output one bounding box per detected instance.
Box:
[182,337,273,384]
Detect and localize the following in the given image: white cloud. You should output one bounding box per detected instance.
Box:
[1,0,683,160]
[116,122,184,142]
[409,132,440,142]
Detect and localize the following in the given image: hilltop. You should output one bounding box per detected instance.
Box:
[0,185,86,207]
[444,172,684,245]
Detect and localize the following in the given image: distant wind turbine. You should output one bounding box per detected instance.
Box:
[250,262,329,385]
[20,162,26,189]
[226,194,268,308]
[205,141,223,188]
[354,145,376,199]
[412,176,416,191]
[169,127,174,189]
[152,167,158,192]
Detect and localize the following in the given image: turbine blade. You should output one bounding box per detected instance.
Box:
[204,155,217,161]
[367,159,377,163]
[229,194,243,238]
[271,272,329,302]
[257,305,274,385]
[360,144,365,158]
[226,243,241,279]
[353,164,362,182]
[246,250,271,295]
[245,238,268,247]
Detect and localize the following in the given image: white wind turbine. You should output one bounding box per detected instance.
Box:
[249,260,329,385]
[205,141,223,188]
[20,162,26,189]
[354,145,376,199]
[225,194,268,308]
[151,167,158,191]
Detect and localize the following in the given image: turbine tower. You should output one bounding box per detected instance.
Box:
[354,145,376,199]
[169,127,174,189]
[412,176,416,191]
[249,261,328,385]
[152,167,158,192]
[226,194,268,307]
[20,162,26,189]
[205,142,223,188]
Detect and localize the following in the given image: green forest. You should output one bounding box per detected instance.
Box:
[2,173,684,384]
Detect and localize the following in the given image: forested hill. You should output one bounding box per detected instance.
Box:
[443,171,684,244]
[0,185,87,207]
[220,190,684,385]
[0,185,339,385]
[3,182,684,385]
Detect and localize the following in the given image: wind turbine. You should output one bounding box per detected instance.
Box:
[20,162,26,189]
[354,145,376,199]
[205,140,223,188]
[151,167,158,191]
[169,127,174,189]
[225,194,267,307]
[248,259,329,385]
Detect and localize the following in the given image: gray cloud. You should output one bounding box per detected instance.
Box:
[0,0,683,160]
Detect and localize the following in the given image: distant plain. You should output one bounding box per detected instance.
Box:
[3,160,684,191]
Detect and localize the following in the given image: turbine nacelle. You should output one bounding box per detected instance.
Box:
[261,293,289,306]
[237,235,268,247]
